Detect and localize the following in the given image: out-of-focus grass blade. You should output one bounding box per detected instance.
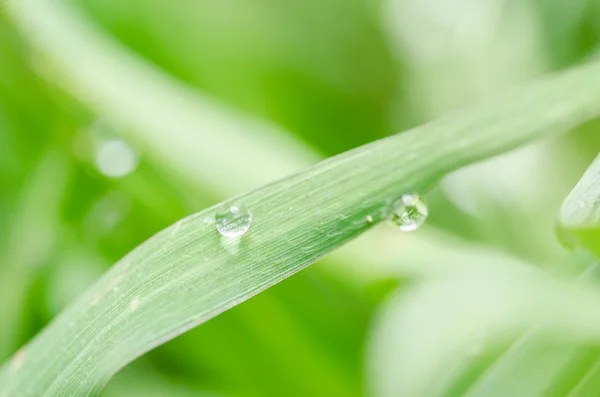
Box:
[5,0,317,197]
[0,151,70,361]
[450,156,600,397]
[366,272,600,397]
[438,157,600,397]
[460,336,583,397]
[1,53,600,396]
[559,154,600,257]
[375,157,600,397]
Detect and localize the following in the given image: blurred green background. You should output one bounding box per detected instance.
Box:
[2,0,600,396]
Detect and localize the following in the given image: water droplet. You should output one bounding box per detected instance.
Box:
[389,194,428,231]
[215,203,253,238]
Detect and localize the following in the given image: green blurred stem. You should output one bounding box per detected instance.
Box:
[0,151,70,361]
[5,0,317,197]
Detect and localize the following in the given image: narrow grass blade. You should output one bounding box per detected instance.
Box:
[366,272,600,397]
[0,151,70,360]
[559,154,600,257]
[449,155,600,397]
[5,0,317,196]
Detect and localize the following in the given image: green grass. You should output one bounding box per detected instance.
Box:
[3,30,600,393]
[559,154,600,257]
[366,152,600,397]
[3,1,600,396]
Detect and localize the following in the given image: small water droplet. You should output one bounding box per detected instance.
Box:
[389,194,428,231]
[215,203,253,238]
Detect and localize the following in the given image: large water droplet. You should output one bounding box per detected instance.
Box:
[215,203,253,238]
[390,194,428,231]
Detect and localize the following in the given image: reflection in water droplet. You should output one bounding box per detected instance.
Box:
[389,194,428,231]
[215,203,253,238]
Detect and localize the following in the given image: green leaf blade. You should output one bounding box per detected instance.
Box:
[4,33,600,397]
[559,154,600,257]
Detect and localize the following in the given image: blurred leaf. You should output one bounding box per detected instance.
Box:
[80,0,397,155]
[453,154,600,397]
[369,156,600,397]
[559,154,600,257]
[367,273,600,397]
[0,151,70,361]
[534,0,599,67]
[5,0,318,198]
[436,155,600,396]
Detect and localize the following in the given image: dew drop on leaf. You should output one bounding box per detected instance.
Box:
[215,203,253,238]
[389,194,428,232]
